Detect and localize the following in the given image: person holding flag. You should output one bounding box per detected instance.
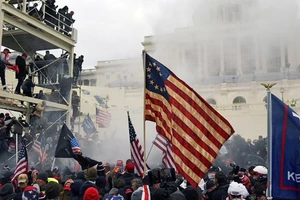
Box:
[55,124,103,170]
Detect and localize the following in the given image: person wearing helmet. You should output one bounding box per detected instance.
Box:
[227,181,249,200]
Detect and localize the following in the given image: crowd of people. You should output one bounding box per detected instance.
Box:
[0,114,269,200]
[0,47,84,95]
[8,0,75,36]
[0,149,269,200]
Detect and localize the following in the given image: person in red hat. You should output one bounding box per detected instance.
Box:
[83,187,99,200]
[118,162,137,186]
[15,53,28,94]
[0,48,13,91]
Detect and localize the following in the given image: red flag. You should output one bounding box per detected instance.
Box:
[7,65,19,73]
[144,53,234,186]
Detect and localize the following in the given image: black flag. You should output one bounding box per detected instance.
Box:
[55,124,81,158]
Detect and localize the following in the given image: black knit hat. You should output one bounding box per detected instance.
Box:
[37,172,48,183]
[97,162,105,172]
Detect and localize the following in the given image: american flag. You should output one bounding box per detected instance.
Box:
[141,185,151,200]
[32,134,48,164]
[96,107,112,128]
[70,138,81,155]
[127,111,149,176]
[11,144,28,188]
[144,53,235,186]
[153,134,176,170]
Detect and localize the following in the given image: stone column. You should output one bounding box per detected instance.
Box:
[203,42,208,77]
[197,43,204,79]
[280,40,285,72]
[236,36,242,75]
[261,40,268,73]
[254,37,260,73]
[220,40,225,76]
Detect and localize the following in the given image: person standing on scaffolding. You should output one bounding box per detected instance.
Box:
[15,53,28,94]
[0,113,8,159]
[44,51,57,84]
[30,101,45,137]
[0,48,13,91]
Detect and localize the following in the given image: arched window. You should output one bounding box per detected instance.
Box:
[233,96,246,104]
[207,98,217,105]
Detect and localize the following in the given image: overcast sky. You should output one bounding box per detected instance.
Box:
[57,0,196,69]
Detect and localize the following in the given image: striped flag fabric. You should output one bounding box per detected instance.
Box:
[55,124,82,158]
[153,134,176,170]
[144,53,235,187]
[141,185,151,200]
[70,138,81,155]
[127,111,149,176]
[96,107,112,128]
[11,144,28,188]
[32,134,48,164]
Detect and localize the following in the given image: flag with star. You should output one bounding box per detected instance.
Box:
[127,111,149,176]
[144,52,235,187]
[55,124,82,158]
[11,143,28,188]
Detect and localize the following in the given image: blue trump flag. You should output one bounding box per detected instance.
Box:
[271,94,300,199]
[82,114,98,134]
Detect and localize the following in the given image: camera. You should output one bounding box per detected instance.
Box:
[148,167,176,186]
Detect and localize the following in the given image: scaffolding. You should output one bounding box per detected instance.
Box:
[0,0,77,132]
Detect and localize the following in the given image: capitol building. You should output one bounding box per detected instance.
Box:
[79,0,300,141]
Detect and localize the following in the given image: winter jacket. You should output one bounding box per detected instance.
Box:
[15,55,27,78]
[22,78,35,95]
[208,182,229,200]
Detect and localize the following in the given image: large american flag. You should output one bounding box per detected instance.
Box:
[32,134,48,164]
[153,134,176,170]
[11,144,28,188]
[96,107,112,128]
[144,53,235,186]
[127,111,149,176]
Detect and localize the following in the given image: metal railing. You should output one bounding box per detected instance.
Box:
[33,59,69,85]
[4,0,74,36]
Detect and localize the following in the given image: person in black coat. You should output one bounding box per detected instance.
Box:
[208,171,229,200]
[15,53,28,94]
[22,76,35,97]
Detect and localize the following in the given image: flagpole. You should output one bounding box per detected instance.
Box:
[261,83,276,199]
[51,158,56,171]
[78,72,82,136]
[146,142,154,161]
[15,134,18,166]
[142,50,147,175]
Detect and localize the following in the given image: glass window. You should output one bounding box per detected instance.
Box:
[207,98,217,105]
[207,42,221,76]
[233,96,246,104]
[241,38,256,74]
[224,39,237,75]
[267,44,281,72]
